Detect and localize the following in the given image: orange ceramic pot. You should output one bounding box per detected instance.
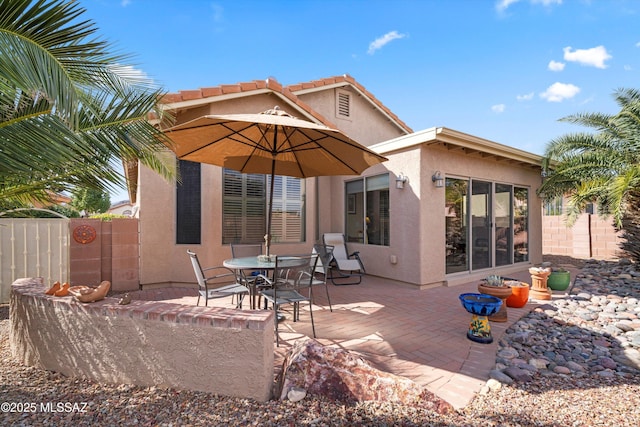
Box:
[506,282,530,308]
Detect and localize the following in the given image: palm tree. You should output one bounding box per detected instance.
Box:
[0,0,175,206]
[538,87,640,229]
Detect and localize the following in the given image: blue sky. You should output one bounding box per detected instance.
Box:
[83,0,640,201]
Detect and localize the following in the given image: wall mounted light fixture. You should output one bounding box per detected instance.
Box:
[432,171,444,188]
[396,173,409,189]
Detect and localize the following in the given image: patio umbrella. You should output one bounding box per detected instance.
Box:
[165,106,388,255]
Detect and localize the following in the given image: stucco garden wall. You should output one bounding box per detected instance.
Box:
[10,278,274,402]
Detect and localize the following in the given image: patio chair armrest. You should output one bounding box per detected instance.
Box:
[203,266,237,281]
[349,251,366,274]
[256,273,275,287]
[295,271,312,286]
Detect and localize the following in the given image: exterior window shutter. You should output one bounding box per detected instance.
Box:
[176,160,201,244]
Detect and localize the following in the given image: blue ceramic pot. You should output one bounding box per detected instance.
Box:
[459,293,502,316]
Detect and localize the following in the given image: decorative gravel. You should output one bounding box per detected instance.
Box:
[2,258,640,426]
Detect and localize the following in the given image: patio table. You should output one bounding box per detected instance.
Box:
[223,256,308,311]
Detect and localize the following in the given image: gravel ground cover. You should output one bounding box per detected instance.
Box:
[2,257,640,426]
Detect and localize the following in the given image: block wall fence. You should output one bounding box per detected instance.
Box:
[542,213,624,260]
[69,218,139,292]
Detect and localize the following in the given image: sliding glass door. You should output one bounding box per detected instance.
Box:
[471,180,492,270]
[444,177,529,274]
[445,178,468,273]
[494,184,513,267]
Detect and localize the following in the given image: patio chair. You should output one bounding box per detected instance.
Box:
[322,233,365,285]
[231,244,267,308]
[187,250,249,308]
[258,254,318,346]
[311,243,334,312]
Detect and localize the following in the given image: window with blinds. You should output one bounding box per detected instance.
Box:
[222,169,305,245]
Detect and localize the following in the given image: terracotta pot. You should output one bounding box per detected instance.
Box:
[529,267,552,300]
[477,283,512,322]
[505,282,530,308]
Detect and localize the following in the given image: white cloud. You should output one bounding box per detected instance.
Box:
[517,92,535,101]
[563,46,612,69]
[532,0,562,5]
[496,0,561,13]
[548,60,565,71]
[624,65,632,71]
[121,0,131,6]
[211,3,223,22]
[540,82,580,102]
[367,31,407,55]
[108,64,154,86]
[636,41,640,48]
[496,0,520,13]
[491,104,506,113]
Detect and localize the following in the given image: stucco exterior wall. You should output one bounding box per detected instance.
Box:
[140,92,402,287]
[295,87,407,146]
[141,86,544,290]
[138,157,320,286]
[421,145,543,287]
[320,141,543,288]
[10,278,274,402]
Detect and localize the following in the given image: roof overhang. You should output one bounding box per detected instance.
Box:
[370,127,543,170]
[159,90,335,130]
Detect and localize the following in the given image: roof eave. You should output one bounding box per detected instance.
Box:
[371,127,543,169]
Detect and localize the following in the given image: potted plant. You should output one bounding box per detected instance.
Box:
[504,279,530,308]
[548,267,571,291]
[477,275,512,322]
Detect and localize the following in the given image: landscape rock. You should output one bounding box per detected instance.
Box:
[277,338,453,414]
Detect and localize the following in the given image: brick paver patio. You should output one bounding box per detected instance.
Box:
[128,264,580,409]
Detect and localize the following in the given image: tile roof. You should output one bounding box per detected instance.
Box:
[159,74,413,134]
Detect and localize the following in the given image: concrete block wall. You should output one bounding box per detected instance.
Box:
[542,213,623,260]
[70,218,139,292]
[10,278,275,402]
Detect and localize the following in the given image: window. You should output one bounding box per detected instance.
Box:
[222,169,305,245]
[344,174,389,246]
[544,197,563,215]
[176,160,201,244]
[336,89,351,119]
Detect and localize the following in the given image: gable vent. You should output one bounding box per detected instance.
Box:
[336,90,351,118]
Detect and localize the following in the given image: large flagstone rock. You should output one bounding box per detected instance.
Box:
[276,338,453,414]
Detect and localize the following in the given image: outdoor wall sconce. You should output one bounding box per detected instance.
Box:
[432,171,444,188]
[396,173,409,189]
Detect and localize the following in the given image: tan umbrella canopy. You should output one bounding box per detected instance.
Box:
[165,106,388,255]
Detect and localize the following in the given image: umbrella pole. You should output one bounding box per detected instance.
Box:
[265,157,276,256]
